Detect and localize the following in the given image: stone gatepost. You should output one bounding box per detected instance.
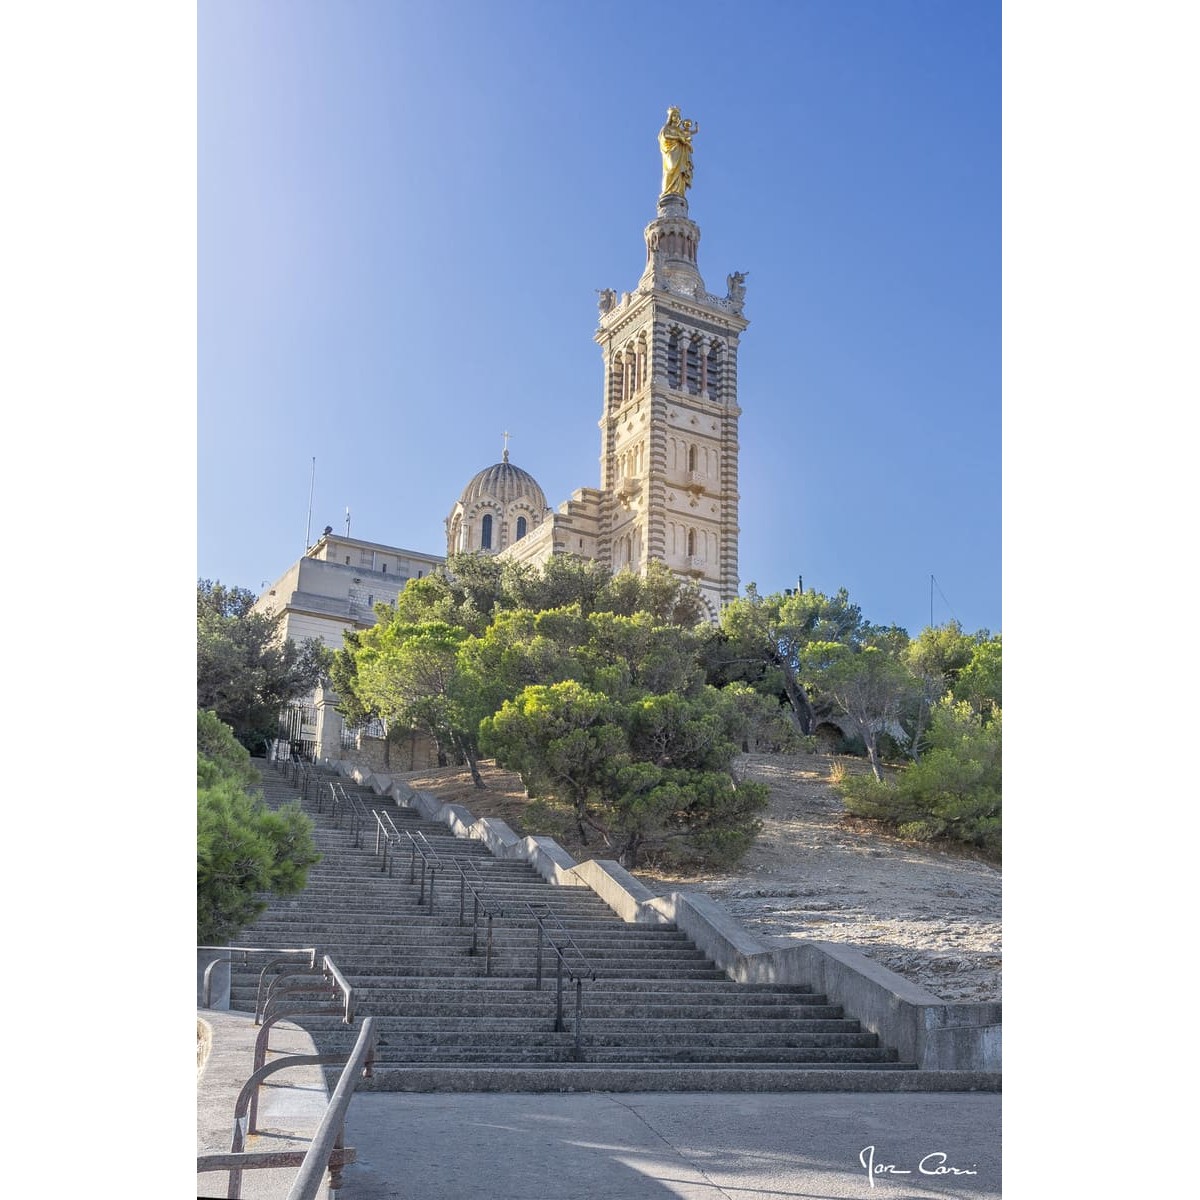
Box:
[313,682,345,762]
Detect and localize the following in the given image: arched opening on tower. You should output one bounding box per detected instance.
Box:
[707,343,722,395]
[686,337,701,393]
[481,514,493,550]
[667,331,680,389]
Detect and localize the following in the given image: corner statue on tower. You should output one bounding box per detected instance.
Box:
[658,106,698,197]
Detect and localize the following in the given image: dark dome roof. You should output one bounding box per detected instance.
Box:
[457,454,547,511]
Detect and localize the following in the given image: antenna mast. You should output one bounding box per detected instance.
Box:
[305,457,316,551]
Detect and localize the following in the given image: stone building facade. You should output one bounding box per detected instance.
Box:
[254,531,445,652]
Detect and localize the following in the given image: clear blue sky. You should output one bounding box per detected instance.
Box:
[198,0,1000,636]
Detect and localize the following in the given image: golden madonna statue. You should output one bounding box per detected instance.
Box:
[658,106,698,196]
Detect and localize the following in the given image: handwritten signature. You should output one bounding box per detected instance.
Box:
[859,1145,979,1188]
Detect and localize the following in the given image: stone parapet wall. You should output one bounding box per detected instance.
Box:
[336,732,440,776]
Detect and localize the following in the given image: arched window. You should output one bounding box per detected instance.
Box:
[685,338,701,393]
[706,343,721,394]
[481,514,493,550]
[688,444,697,472]
[687,528,696,557]
[516,516,527,540]
[667,332,680,389]
[613,351,625,403]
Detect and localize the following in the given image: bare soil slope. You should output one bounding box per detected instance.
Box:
[393,752,1001,1003]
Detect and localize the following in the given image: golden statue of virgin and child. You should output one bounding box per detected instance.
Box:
[658,106,698,197]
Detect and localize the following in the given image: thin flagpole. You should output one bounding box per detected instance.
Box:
[305,456,316,551]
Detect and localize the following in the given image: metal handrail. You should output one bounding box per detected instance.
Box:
[248,954,354,1133]
[286,1016,377,1200]
[197,1017,377,1200]
[526,903,597,986]
[342,790,371,848]
[402,829,442,911]
[254,951,320,1022]
[372,809,402,874]
[526,903,597,1060]
[197,946,317,1011]
[441,854,506,975]
[454,853,505,916]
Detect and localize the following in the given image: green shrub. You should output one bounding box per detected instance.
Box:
[197,711,320,943]
[836,701,1000,854]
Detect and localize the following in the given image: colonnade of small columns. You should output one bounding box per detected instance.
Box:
[608,327,728,407]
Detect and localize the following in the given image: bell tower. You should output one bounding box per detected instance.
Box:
[594,108,749,621]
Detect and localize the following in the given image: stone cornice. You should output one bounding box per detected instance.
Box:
[595,287,748,344]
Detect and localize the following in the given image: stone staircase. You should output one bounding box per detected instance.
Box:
[234,760,934,1091]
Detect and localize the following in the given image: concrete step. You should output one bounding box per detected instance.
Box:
[243,996,849,1021]
[364,1047,900,1066]
[348,1066,1000,1093]
[294,975,819,995]
[242,961,727,980]
[308,1025,876,1048]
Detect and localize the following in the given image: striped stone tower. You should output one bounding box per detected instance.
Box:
[594,163,749,622]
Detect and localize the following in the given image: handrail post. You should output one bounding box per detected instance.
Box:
[485,913,494,976]
[535,923,543,990]
[417,859,426,906]
[574,978,584,1061]
[459,873,466,925]
[428,866,436,915]
[471,896,479,956]
[555,955,565,1032]
[409,842,417,884]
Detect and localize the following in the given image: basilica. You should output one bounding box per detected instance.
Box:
[444,107,749,623]
[258,110,749,660]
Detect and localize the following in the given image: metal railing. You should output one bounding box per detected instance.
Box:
[370,817,506,975]
[199,946,317,1011]
[526,903,597,1060]
[371,808,403,876]
[444,853,505,975]
[197,1016,377,1200]
[341,788,371,848]
[247,954,355,1133]
[404,830,443,907]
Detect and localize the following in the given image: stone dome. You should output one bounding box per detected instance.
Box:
[446,450,550,557]
[457,453,547,511]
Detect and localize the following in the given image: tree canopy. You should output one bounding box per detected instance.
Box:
[333,560,1000,863]
[197,580,330,750]
[334,559,770,869]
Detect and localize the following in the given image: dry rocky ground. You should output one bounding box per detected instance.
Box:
[393,751,1001,1004]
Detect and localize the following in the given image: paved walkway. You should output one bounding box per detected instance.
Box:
[197,1009,332,1200]
[197,1010,1000,1200]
